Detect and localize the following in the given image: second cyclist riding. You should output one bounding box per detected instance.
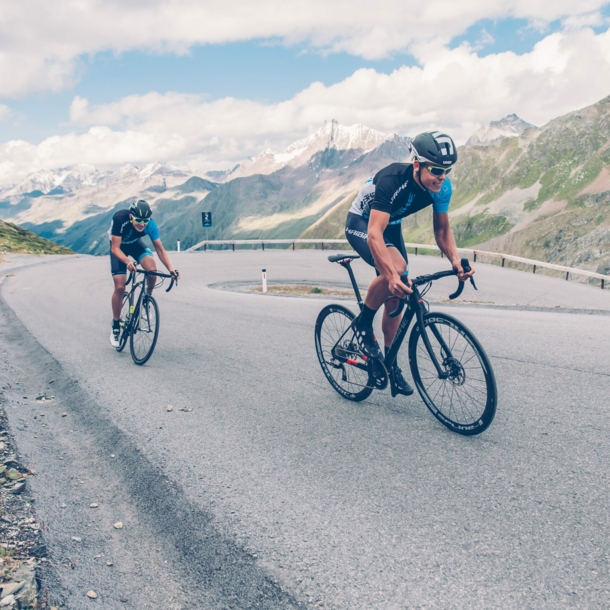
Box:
[315,255,497,435]
[116,268,177,365]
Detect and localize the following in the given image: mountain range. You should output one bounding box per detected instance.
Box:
[0,121,410,254]
[1,98,610,280]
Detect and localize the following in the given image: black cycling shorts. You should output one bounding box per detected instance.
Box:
[345,212,408,269]
[110,239,153,276]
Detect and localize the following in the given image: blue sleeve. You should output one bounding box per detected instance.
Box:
[145,219,160,241]
[430,178,452,214]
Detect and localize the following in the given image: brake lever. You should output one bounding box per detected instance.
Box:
[449,257,474,300]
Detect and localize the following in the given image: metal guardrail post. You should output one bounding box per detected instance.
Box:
[533,265,536,274]
[321,242,324,251]
[204,243,207,252]
[415,247,418,255]
[292,242,295,250]
[566,272,569,280]
[602,279,605,289]
[262,243,265,251]
[473,252,477,262]
[232,243,235,251]
[501,258,505,267]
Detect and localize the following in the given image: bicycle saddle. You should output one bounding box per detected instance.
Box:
[328,253,361,263]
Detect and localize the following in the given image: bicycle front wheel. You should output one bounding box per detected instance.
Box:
[130,295,160,365]
[408,312,497,435]
[315,304,373,402]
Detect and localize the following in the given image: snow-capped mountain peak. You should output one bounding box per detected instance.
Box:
[227,120,389,179]
[466,114,535,146]
[7,164,101,196]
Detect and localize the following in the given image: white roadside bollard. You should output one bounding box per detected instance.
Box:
[262,268,267,293]
[177,240,181,252]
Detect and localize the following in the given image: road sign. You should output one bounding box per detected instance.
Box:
[202,212,212,227]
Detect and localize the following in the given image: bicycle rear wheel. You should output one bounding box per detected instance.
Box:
[408,312,497,435]
[315,304,373,402]
[116,293,131,352]
[130,295,160,365]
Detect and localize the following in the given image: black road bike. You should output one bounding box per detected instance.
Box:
[314,255,497,435]
[116,268,178,365]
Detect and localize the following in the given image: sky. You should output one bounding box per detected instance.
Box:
[1,0,610,185]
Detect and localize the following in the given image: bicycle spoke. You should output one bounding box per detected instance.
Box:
[315,306,373,402]
[409,313,496,435]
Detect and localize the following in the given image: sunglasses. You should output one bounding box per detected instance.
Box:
[131,217,150,225]
[424,165,452,176]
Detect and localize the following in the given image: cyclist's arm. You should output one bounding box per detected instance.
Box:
[151,239,179,278]
[368,210,411,297]
[110,235,137,272]
[433,212,474,281]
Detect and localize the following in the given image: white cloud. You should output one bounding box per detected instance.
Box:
[1,0,610,97]
[2,26,610,185]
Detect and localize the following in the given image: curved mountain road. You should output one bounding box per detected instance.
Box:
[1,251,609,609]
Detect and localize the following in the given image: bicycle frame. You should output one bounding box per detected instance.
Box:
[121,269,176,336]
[337,259,466,382]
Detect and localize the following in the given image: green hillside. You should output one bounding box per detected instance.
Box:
[0,219,73,255]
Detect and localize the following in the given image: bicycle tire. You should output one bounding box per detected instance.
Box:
[408,312,497,435]
[130,295,160,365]
[315,304,374,402]
[116,293,131,352]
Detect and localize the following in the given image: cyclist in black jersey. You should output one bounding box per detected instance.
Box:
[345,132,474,395]
[108,200,179,347]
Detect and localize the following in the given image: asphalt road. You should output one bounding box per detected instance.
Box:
[1,250,609,609]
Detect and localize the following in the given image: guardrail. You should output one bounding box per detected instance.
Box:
[185,239,610,289]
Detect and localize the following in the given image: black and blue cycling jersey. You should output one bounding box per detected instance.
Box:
[348,162,451,224]
[346,162,452,270]
[108,209,160,276]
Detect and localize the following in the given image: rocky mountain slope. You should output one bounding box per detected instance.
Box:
[465,114,534,146]
[0,220,72,255]
[305,95,610,278]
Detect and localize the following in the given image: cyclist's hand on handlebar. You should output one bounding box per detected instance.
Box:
[454,260,475,282]
[170,269,180,280]
[388,273,412,299]
[126,260,137,273]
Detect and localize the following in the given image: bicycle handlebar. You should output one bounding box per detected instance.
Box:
[134,268,179,292]
[388,258,476,318]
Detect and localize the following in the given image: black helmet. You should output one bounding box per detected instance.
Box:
[129,199,152,219]
[411,132,458,166]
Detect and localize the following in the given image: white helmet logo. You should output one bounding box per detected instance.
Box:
[431,132,455,156]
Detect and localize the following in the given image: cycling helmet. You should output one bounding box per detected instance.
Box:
[411,132,458,166]
[129,199,152,219]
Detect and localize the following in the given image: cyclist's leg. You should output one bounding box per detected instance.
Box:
[345,212,376,266]
[381,225,408,348]
[346,215,406,315]
[134,239,156,294]
[345,214,405,355]
[345,213,385,360]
